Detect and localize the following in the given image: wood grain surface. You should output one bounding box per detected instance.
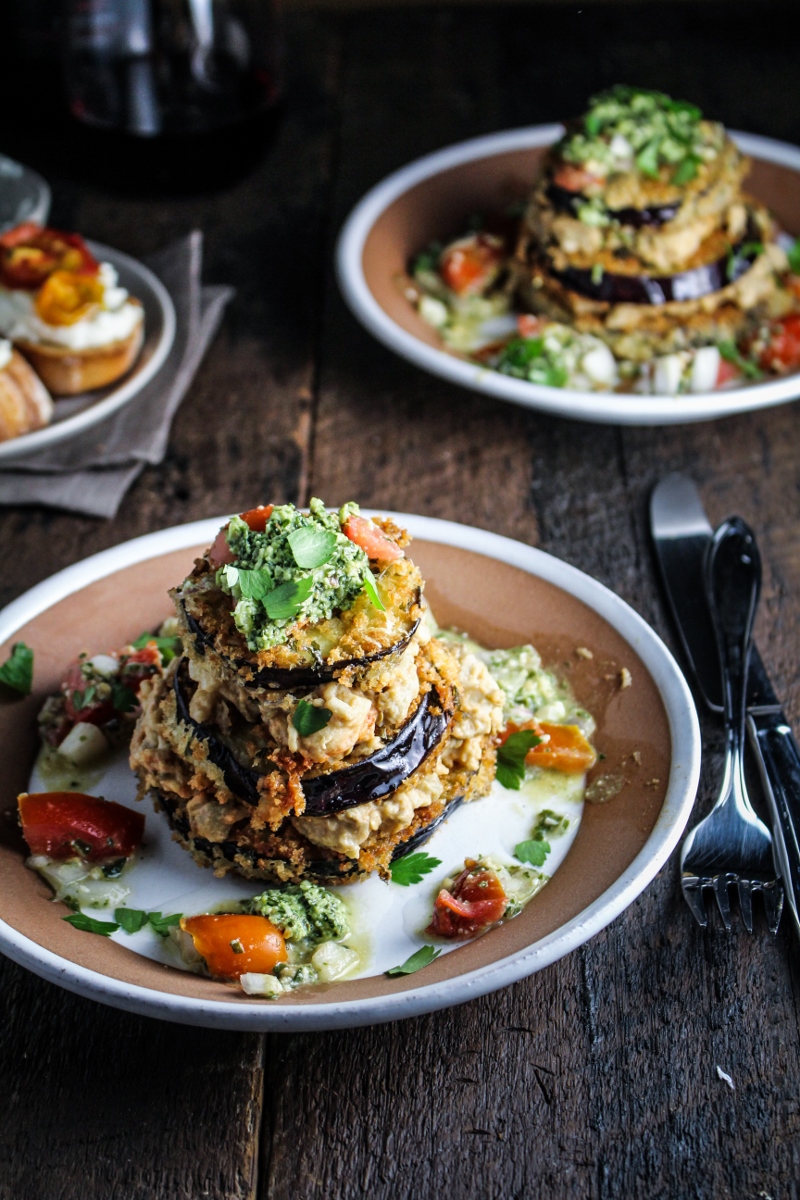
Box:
[2,5,800,1198]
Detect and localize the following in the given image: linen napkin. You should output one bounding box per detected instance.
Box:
[0,231,233,518]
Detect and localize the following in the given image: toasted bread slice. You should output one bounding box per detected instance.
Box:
[15,303,145,396]
[0,348,54,443]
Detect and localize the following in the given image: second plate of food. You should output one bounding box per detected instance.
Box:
[0,506,699,1029]
[0,237,175,461]
[337,87,800,425]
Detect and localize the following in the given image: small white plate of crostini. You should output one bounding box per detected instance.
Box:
[0,240,175,462]
[0,513,699,1031]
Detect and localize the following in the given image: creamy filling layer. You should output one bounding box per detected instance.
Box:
[0,263,143,350]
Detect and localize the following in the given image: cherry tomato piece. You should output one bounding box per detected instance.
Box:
[439,234,504,297]
[35,269,104,326]
[180,914,287,981]
[0,224,99,290]
[240,504,274,532]
[552,163,603,193]
[209,524,235,567]
[759,314,800,373]
[716,358,740,388]
[120,643,162,694]
[428,861,508,939]
[63,660,115,726]
[517,314,543,338]
[343,514,404,563]
[18,791,144,861]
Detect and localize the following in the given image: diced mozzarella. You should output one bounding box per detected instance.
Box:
[58,721,109,765]
[689,346,721,393]
[240,972,284,997]
[87,653,119,676]
[653,354,685,395]
[581,343,618,387]
[311,941,360,982]
[418,296,449,328]
[609,133,634,163]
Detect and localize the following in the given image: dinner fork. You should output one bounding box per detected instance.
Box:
[680,517,784,932]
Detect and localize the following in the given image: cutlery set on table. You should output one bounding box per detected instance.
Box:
[651,475,800,936]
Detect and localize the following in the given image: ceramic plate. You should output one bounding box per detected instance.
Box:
[0,514,700,1030]
[0,240,176,462]
[336,126,800,426]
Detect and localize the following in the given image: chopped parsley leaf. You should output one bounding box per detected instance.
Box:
[386,945,442,976]
[132,632,182,663]
[148,912,182,937]
[63,913,120,936]
[788,237,800,275]
[114,908,149,933]
[292,699,332,736]
[514,838,551,867]
[0,642,34,696]
[496,730,542,790]
[718,340,763,381]
[390,852,442,887]
[287,527,337,570]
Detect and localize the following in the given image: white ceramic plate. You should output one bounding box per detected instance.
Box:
[0,515,700,1030]
[0,240,176,462]
[337,126,800,426]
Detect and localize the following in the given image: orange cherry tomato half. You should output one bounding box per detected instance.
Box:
[343,514,404,563]
[499,720,597,774]
[0,224,99,290]
[239,504,274,532]
[18,791,144,861]
[439,234,504,297]
[428,861,508,939]
[35,269,104,326]
[180,914,287,981]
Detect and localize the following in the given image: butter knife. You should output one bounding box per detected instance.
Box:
[651,474,800,936]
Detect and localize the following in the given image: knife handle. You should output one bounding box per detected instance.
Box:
[747,710,800,933]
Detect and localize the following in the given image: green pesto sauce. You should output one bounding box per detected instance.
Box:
[248,880,350,942]
[218,498,369,652]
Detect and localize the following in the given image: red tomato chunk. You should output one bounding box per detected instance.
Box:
[343,514,404,563]
[18,791,144,861]
[427,860,508,939]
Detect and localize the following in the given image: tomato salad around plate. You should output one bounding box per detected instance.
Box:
[11,502,615,999]
[405,86,800,398]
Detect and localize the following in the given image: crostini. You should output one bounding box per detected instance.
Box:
[0,224,144,396]
[0,338,53,443]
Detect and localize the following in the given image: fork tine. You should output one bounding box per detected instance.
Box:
[681,877,708,928]
[737,880,754,933]
[762,882,784,934]
[713,877,733,930]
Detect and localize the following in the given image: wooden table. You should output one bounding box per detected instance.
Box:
[2,3,799,1195]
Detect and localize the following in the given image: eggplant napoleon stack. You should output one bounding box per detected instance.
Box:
[515,86,789,363]
[131,501,505,884]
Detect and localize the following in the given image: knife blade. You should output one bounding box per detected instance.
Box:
[651,473,800,935]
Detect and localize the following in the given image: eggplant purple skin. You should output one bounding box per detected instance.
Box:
[173,658,452,817]
[546,182,680,229]
[158,790,464,876]
[546,232,762,306]
[180,600,421,690]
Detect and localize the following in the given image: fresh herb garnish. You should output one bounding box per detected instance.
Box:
[292,699,332,736]
[390,852,442,887]
[362,570,386,612]
[235,567,275,602]
[0,642,34,696]
[111,683,138,713]
[672,154,699,185]
[718,340,763,381]
[263,577,314,620]
[386,945,442,976]
[230,939,244,954]
[114,907,149,933]
[590,262,604,286]
[496,730,542,790]
[63,913,120,936]
[132,632,182,663]
[287,527,337,570]
[413,240,443,276]
[788,237,800,275]
[514,838,551,867]
[147,912,183,937]
[635,138,661,179]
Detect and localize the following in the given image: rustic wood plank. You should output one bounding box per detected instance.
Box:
[0,14,342,1200]
[281,5,800,1199]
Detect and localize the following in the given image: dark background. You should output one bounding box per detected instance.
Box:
[2,4,800,1198]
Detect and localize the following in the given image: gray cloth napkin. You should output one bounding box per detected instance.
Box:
[0,231,233,518]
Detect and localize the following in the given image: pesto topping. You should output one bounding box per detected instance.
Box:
[558,86,722,183]
[218,498,372,651]
[248,880,350,942]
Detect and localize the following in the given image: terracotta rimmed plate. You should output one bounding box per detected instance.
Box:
[0,240,176,462]
[336,126,800,426]
[0,515,700,1030]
